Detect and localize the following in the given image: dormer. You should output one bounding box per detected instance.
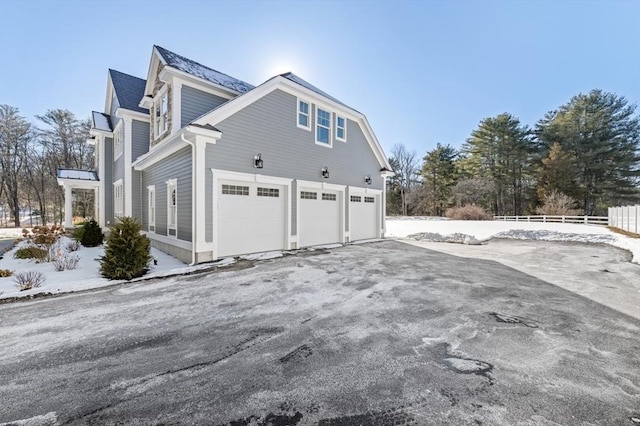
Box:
[140,45,255,148]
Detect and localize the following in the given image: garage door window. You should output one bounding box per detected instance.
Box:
[364,196,375,203]
[257,187,279,197]
[301,191,317,200]
[322,193,337,201]
[222,184,249,196]
[350,195,362,202]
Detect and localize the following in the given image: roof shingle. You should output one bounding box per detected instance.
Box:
[109,69,147,114]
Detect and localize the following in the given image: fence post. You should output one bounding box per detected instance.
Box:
[543,215,546,223]
[584,216,588,224]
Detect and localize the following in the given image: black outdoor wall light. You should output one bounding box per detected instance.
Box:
[254,153,263,168]
[365,175,372,185]
[321,166,329,178]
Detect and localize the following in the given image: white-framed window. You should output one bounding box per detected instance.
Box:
[300,191,317,200]
[222,184,249,195]
[113,180,123,218]
[322,193,337,201]
[297,99,310,130]
[316,107,331,146]
[336,115,346,142]
[154,88,169,139]
[147,185,156,232]
[257,187,280,197]
[364,196,375,203]
[113,122,124,159]
[167,178,177,235]
[350,195,362,203]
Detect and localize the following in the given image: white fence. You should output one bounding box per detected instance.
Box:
[493,215,608,225]
[608,205,639,234]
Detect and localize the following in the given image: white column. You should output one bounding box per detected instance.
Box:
[194,138,207,251]
[94,187,99,224]
[64,185,73,228]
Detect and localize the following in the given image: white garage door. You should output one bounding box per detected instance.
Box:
[298,189,341,247]
[217,181,286,257]
[350,193,379,241]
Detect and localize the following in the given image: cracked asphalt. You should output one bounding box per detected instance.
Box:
[0,240,639,425]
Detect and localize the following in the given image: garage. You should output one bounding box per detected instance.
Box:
[349,190,379,241]
[298,187,342,247]
[217,180,286,257]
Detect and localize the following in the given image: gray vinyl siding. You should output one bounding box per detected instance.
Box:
[104,137,114,225]
[141,146,192,242]
[204,88,383,236]
[131,119,150,161]
[181,86,228,128]
[130,119,149,223]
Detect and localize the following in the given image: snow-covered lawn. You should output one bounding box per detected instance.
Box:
[0,235,210,300]
[386,218,640,263]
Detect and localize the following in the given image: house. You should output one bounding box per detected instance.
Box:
[58,46,393,264]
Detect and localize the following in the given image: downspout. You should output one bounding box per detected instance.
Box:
[180,133,197,266]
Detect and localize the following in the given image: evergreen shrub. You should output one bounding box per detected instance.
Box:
[100,217,151,280]
[79,219,104,247]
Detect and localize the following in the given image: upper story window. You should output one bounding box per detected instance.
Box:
[297,99,310,130]
[154,89,169,139]
[336,115,346,142]
[316,107,331,146]
[113,123,123,159]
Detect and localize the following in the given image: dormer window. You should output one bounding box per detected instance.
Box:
[153,89,168,138]
[113,123,124,159]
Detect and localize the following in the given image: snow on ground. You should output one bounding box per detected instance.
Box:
[0,236,192,300]
[0,227,24,240]
[386,218,640,263]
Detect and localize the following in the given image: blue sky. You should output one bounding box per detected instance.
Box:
[1,0,638,157]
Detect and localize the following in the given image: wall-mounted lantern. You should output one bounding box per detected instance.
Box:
[321,166,329,179]
[365,175,372,185]
[254,153,263,169]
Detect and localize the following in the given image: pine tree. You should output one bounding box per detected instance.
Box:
[536,90,640,214]
[536,142,578,203]
[460,113,534,215]
[79,219,104,247]
[100,217,151,280]
[419,143,458,216]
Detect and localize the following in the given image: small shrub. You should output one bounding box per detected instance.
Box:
[52,253,80,271]
[100,217,151,280]
[24,225,64,245]
[0,269,14,277]
[14,245,49,261]
[445,204,492,220]
[66,239,81,252]
[535,190,581,216]
[14,271,45,291]
[79,219,104,247]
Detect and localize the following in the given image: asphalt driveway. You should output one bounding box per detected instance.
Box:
[0,240,638,425]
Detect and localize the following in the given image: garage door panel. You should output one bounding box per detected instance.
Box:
[299,189,341,247]
[217,182,286,257]
[350,193,378,241]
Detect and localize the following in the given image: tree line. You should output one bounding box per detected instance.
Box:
[0,105,93,227]
[387,90,640,217]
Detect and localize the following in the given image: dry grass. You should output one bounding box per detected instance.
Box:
[445,204,492,221]
[607,226,640,239]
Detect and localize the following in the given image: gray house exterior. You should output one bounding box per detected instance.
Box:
[60,46,392,264]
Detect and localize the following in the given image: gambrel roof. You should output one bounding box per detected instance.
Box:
[155,45,254,95]
[280,72,354,111]
[109,69,147,114]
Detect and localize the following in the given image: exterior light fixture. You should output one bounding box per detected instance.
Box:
[321,166,329,179]
[365,175,372,185]
[253,153,263,168]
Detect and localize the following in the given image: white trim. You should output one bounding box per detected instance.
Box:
[296,97,311,130]
[115,108,149,121]
[166,178,177,237]
[335,114,346,142]
[162,66,244,97]
[315,106,332,147]
[211,169,293,258]
[347,186,383,195]
[98,135,106,227]
[147,185,156,232]
[153,86,169,140]
[90,128,113,138]
[145,231,192,251]
[123,117,133,216]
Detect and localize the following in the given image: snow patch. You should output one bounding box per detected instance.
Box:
[240,251,283,261]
